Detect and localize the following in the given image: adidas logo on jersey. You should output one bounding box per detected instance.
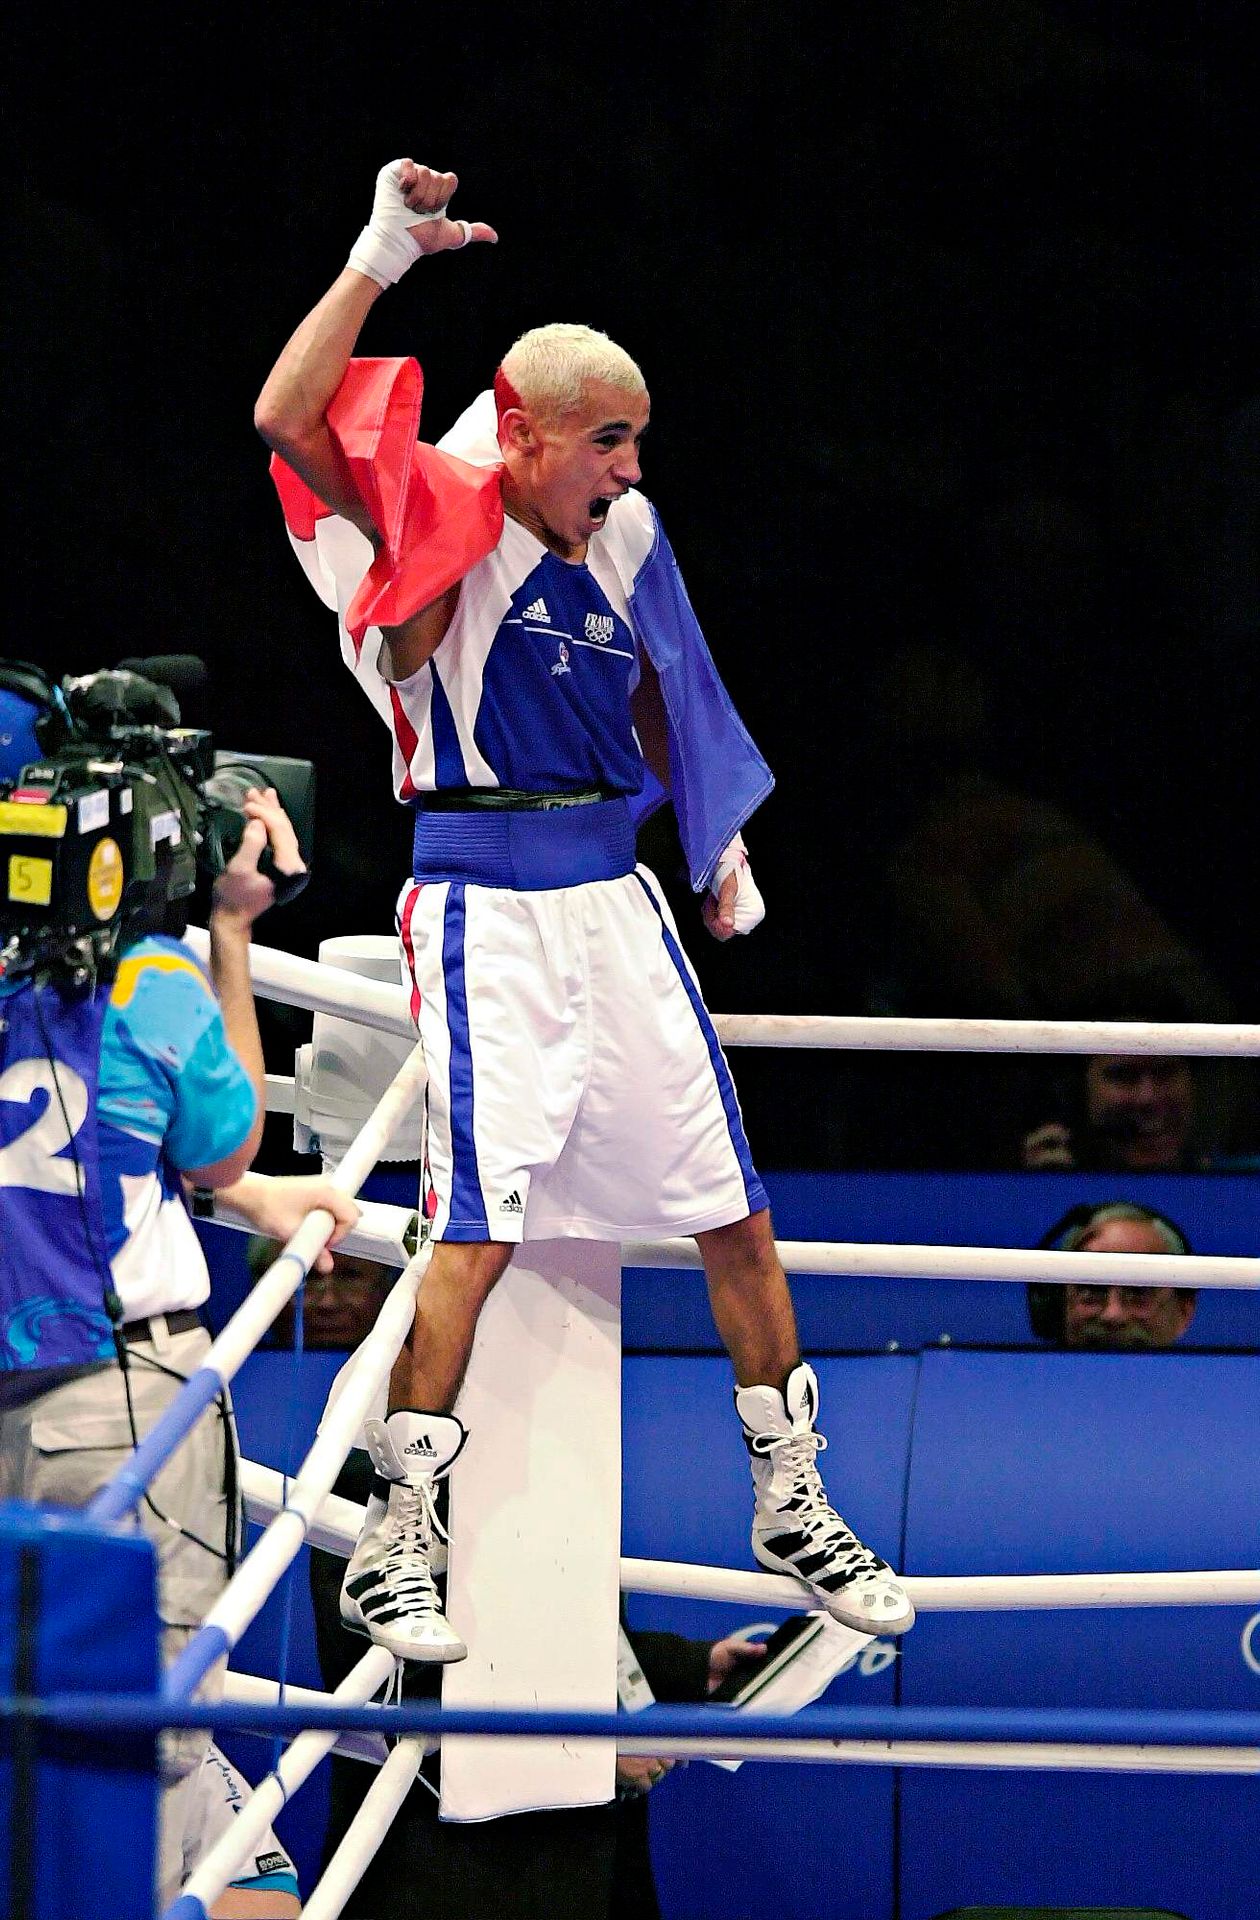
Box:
[499,1190,524,1214]
[584,613,616,646]
[403,1435,437,1457]
[522,596,551,625]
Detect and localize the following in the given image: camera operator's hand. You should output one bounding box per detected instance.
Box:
[211,1173,360,1275]
[211,788,306,932]
[208,788,304,1179]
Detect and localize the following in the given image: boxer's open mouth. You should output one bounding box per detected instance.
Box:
[589,497,612,525]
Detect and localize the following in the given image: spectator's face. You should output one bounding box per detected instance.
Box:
[300,1253,394,1349]
[1084,1056,1196,1170]
[1063,1220,1196,1349]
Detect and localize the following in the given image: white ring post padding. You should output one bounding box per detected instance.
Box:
[216,1195,415,1272]
[300,1736,428,1920]
[239,1461,1260,1612]
[171,1644,396,1920]
[186,926,418,1041]
[612,1736,1260,1776]
[193,1249,427,1657]
[186,927,1260,1058]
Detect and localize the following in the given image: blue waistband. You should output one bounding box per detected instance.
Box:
[411,797,636,890]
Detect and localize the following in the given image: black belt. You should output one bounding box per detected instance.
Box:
[412,787,611,813]
[121,1309,203,1343]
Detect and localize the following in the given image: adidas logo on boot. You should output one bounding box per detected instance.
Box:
[735,1363,915,1636]
[340,1409,469,1662]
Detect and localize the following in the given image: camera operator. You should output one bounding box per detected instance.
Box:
[0,670,359,1909]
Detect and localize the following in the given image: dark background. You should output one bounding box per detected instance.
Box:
[6,1,1258,1170]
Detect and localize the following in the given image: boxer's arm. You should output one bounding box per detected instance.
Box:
[254,159,497,538]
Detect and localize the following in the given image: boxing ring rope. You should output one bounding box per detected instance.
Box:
[225,1195,1259,1292]
[61,927,1258,1917]
[88,1039,428,1530]
[162,1245,430,1702]
[238,1461,1260,1614]
[186,926,1260,1059]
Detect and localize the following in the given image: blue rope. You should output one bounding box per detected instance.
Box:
[8,1693,1259,1750]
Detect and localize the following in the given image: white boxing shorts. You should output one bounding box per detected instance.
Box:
[395,864,768,1242]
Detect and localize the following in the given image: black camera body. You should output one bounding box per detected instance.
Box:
[0,661,314,984]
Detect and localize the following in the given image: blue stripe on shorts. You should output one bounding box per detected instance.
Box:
[633,873,767,1217]
[441,884,489,1237]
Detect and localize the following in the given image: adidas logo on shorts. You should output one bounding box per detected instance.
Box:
[521,596,551,625]
[499,1190,524,1215]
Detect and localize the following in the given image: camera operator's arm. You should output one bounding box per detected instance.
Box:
[192,789,306,1187]
[204,1173,361,1276]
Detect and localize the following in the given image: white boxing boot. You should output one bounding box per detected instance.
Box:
[340,1410,468,1662]
[736,1363,915,1636]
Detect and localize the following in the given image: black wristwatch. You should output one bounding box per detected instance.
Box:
[191,1186,216,1220]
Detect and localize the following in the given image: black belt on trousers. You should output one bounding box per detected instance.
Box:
[411,787,611,812]
[120,1308,203,1343]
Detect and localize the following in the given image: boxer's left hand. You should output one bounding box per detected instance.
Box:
[703,834,765,940]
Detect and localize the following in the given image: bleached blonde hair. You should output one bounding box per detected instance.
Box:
[494,323,647,424]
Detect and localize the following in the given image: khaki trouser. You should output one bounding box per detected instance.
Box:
[0,1320,238,1909]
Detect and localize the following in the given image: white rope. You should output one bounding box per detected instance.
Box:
[623,1237,1260,1291]
[223,1670,395,1768]
[622,1556,1260,1613]
[194,1248,427,1657]
[194,1040,426,1391]
[614,1735,1260,1776]
[216,1674,1260,1781]
[301,1737,428,1920]
[186,928,1260,1058]
[713,1012,1260,1057]
[240,1463,1260,1613]
[172,1645,396,1919]
[210,1197,1260,1292]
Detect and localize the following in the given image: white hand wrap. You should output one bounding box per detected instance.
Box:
[347,159,452,289]
[710,834,766,935]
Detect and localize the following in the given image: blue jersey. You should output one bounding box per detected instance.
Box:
[0,976,116,1368]
[0,935,257,1359]
[382,515,648,801]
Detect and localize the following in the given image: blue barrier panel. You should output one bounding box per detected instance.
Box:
[624,1354,918,1920]
[899,1349,1260,1920]
[622,1170,1260,1353]
[0,1503,158,1919]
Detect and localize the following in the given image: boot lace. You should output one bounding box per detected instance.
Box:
[754,1429,887,1578]
[380,1480,449,1608]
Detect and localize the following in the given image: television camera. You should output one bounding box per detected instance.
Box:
[0,657,314,984]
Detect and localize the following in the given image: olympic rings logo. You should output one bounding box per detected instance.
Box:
[1242,1612,1260,1677]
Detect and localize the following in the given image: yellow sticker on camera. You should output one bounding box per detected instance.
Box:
[7,855,53,905]
[87,837,124,920]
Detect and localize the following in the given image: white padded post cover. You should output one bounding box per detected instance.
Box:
[439,1239,622,1820]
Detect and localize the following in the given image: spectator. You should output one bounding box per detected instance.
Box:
[1027,1201,1197,1350]
[1018,987,1259,1175]
[247,1236,396,1350]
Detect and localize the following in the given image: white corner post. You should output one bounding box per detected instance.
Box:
[439,1238,623,1820]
